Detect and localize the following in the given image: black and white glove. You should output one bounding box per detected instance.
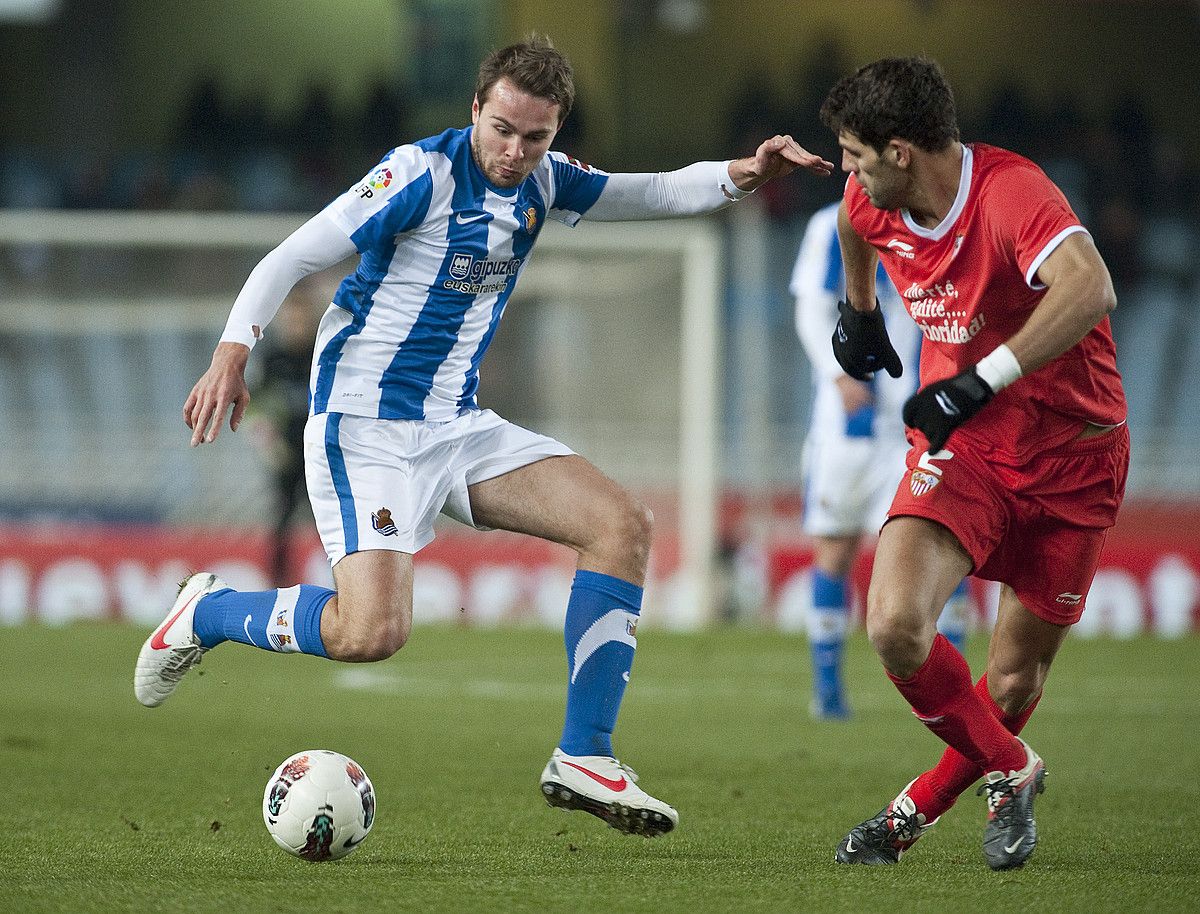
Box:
[902,368,995,452]
[831,298,903,381]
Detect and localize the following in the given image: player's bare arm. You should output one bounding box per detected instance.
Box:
[837,201,878,309]
[184,341,251,447]
[834,374,873,414]
[1001,232,1117,376]
[727,135,834,191]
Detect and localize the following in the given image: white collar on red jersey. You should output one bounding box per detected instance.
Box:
[901,144,973,241]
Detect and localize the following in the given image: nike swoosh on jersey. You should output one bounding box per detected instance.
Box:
[455,211,489,224]
[149,588,206,650]
[560,761,627,792]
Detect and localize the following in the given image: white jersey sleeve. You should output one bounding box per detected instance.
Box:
[791,203,846,383]
[219,146,436,349]
[219,212,355,349]
[544,152,745,225]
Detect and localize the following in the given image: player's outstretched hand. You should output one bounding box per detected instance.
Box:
[184,342,251,447]
[728,136,834,192]
[902,368,995,452]
[831,298,903,381]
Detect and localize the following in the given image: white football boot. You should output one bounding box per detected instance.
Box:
[539,748,678,837]
[134,572,228,707]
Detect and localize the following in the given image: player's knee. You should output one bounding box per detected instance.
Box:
[865,596,928,673]
[338,619,410,662]
[592,495,653,562]
[987,668,1043,716]
[626,499,654,557]
[327,593,411,662]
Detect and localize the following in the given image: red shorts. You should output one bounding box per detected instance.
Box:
[887,424,1130,625]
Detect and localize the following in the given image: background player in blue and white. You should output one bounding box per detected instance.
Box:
[792,201,971,719]
[134,36,834,836]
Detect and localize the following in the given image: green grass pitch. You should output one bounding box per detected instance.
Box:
[2,623,1196,913]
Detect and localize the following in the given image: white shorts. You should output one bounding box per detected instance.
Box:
[802,434,910,538]
[304,409,574,565]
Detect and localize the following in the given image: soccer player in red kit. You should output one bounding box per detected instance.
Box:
[819,57,1129,870]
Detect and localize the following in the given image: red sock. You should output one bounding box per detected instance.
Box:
[905,672,1042,818]
[888,634,1026,779]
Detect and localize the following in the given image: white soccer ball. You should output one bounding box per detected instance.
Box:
[262,750,376,861]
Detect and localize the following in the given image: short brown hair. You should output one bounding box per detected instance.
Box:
[821,56,959,153]
[475,34,575,124]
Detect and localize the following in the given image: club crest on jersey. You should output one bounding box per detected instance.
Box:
[522,205,538,233]
[910,469,940,497]
[448,253,473,281]
[372,507,399,536]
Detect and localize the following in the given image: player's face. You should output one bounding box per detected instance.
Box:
[838,130,906,210]
[471,78,561,188]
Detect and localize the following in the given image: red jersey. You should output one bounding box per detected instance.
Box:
[845,143,1126,463]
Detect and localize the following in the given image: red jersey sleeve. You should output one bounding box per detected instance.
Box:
[982,159,1085,290]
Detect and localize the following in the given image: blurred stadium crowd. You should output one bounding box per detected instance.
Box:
[4,55,1194,308]
[2,44,1198,496]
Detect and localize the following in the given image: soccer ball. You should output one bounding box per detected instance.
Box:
[262,750,375,861]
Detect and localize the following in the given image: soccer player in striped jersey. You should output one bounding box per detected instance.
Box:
[822,57,1128,870]
[134,35,833,837]
[792,201,972,720]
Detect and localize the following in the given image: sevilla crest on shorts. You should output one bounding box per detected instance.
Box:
[910,469,940,497]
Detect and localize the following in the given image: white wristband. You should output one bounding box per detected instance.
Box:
[974,344,1022,393]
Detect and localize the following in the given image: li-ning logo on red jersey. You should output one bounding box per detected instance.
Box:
[887,238,916,259]
[1055,592,1083,605]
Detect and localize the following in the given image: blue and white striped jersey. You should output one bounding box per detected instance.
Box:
[313,126,611,420]
[791,201,922,442]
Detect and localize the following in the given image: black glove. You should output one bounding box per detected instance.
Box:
[831,298,903,381]
[902,367,995,452]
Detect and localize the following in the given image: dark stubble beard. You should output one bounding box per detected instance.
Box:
[471,130,523,188]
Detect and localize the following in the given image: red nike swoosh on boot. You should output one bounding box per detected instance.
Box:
[149,588,205,650]
[561,760,627,792]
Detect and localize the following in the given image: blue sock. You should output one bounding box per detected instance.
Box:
[193,584,333,657]
[809,570,849,714]
[559,570,642,757]
[937,579,972,654]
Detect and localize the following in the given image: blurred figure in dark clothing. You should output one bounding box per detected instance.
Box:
[249,292,320,586]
